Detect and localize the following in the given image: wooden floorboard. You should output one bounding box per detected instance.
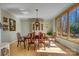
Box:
[10,41,78,56]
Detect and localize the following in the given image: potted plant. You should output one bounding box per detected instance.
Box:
[47,31,53,36]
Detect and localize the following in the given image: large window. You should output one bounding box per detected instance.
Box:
[69,8,76,26]
[69,8,76,36]
[62,13,68,39]
[77,7,79,22]
[62,13,67,33]
[56,18,60,33]
[55,4,79,44]
[69,7,79,38]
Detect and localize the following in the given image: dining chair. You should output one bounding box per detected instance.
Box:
[52,32,57,42]
[38,32,46,49]
[16,32,26,48]
[27,33,36,50]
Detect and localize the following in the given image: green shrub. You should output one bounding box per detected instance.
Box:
[70,22,79,34]
[47,32,52,36]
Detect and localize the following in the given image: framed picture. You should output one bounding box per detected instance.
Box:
[3,17,9,31]
[9,18,16,31]
[3,17,8,22]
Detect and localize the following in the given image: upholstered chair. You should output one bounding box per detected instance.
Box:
[16,32,26,48]
[27,33,36,50]
[38,32,46,49]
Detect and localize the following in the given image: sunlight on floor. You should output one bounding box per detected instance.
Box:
[37,41,67,54]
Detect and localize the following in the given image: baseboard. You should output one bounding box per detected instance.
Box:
[9,40,17,45]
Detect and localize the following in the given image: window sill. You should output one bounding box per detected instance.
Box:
[61,36,79,45]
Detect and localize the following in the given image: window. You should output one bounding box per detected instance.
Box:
[69,7,79,39]
[69,8,76,36]
[62,13,67,33]
[55,4,79,44]
[56,18,60,33]
[69,8,76,26]
[62,13,68,39]
[77,7,79,22]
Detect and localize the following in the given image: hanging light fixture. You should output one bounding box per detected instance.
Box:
[36,9,38,19]
[33,9,43,31]
[35,9,39,25]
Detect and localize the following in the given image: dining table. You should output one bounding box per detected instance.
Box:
[22,33,48,49]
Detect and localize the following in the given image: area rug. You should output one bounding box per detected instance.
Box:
[36,42,67,56]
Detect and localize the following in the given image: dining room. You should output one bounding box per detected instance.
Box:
[0,3,79,56]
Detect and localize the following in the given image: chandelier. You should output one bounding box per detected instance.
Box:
[32,9,43,31]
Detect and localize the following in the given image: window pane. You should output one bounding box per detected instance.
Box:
[62,13,67,33]
[56,18,60,32]
[77,7,79,22]
[69,9,76,25]
[69,8,76,34]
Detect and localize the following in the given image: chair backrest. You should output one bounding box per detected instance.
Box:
[32,32,35,38]
[16,32,21,40]
[28,33,33,41]
[39,32,44,39]
[28,33,35,42]
[30,33,32,38]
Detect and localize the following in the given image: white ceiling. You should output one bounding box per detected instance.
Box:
[0,3,73,20]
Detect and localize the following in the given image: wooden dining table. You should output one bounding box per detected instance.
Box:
[22,34,47,49]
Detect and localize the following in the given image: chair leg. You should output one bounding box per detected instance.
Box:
[20,42,21,46]
[44,43,45,50]
[34,44,36,51]
[28,44,29,50]
[17,41,19,47]
[38,43,39,49]
[24,41,26,49]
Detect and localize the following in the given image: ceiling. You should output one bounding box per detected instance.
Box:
[0,3,73,20]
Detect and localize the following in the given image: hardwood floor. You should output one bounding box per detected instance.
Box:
[10,41,78,56]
